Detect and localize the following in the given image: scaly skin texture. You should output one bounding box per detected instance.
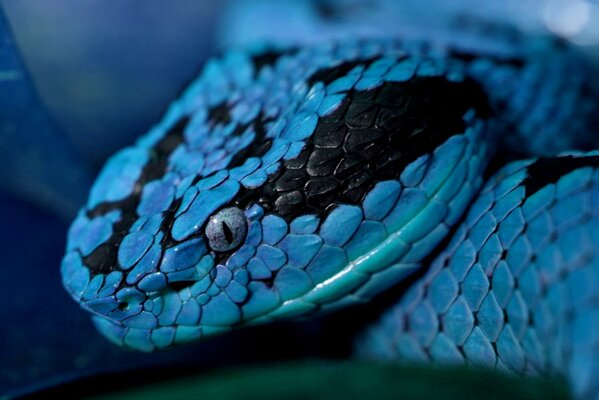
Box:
[61,37,598,398]
[356,155,599,399]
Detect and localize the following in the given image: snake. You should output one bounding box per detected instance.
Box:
[60,3,599,399]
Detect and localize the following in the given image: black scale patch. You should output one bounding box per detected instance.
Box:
[83,107,273,275]
[306,58,377,86]
[524,155,599,197]
[234,75,490,222]
[207,101,232,127]
[83,118,188,275]
[250,48,300,79]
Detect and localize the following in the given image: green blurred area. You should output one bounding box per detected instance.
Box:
[85,360,571,400]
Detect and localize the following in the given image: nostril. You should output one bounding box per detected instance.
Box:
[118,302,129,311]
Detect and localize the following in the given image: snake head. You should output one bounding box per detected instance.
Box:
[61,40,493,351]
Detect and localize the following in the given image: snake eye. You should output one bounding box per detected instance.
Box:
[205,207,247,252]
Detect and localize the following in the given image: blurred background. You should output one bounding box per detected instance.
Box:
[0,0,597,397]
[3,0,599,170]
[1,1,221,166]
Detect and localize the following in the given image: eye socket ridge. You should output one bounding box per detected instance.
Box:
[205,207,247,252]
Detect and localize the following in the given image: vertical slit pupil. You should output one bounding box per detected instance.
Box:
[222,221,234,244]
